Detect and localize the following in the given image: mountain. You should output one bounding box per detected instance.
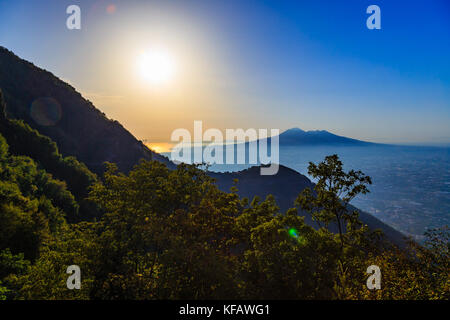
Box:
[0,46,173,174]
[0,46,405,245]
[278,128,374,146]
[210,165,405,246]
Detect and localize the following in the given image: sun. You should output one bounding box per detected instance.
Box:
[145,142,173,154]
[137,49,176,85]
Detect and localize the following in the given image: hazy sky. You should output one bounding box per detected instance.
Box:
[0,0,449,145]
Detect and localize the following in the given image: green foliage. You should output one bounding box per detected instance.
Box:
[236,204,340,299]
[294,155,384,298]
[344,226,450,300]
[0,249,30,299]
[0,249,30,280]
[0,143,447,300]
[295,154,373,245]
[85,161,342,299]
[0,282,8,300]
[88,161,240,299]
[0,133,76,260]
[8,223,96,300]
[0,92,98,221]
[0,118,97,218]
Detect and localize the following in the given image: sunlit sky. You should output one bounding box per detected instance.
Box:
[0,0,449,147]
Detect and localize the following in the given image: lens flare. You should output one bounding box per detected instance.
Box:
[288,227,306,245]
[106,4,116,14]
[30,97,62,126]
[288,228,298,238]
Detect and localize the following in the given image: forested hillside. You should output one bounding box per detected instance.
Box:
[0,128,448,299]
[0,46,172,174]
[0,48,448,300]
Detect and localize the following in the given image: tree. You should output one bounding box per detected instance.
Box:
[295,155,381,298]
[8,222,97,300]
[235,200,339,299]
[0,93,98,221]
[88,160,241,299]
[295,154,373,249]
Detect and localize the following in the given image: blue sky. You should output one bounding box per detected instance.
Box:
[0,0,449,144]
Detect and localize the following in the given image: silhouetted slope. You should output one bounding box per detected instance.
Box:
[230,128,375,158]
[0,46,173,174]
[0,90,101,220]
[211,165,314,210]
[279,128,374,146]
[211,165,405,246]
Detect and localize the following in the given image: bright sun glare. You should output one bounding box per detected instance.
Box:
[137,49,176,85]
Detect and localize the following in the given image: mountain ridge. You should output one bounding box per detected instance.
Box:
[0,46,173,174]
[278,127,376,146]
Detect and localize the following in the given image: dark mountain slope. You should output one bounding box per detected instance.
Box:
[210,165,314,210]
[0,46,172,174]
[211,165,405,246]
[222,128,375,162]
[278,128,375,146]
[0,90,101,220]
